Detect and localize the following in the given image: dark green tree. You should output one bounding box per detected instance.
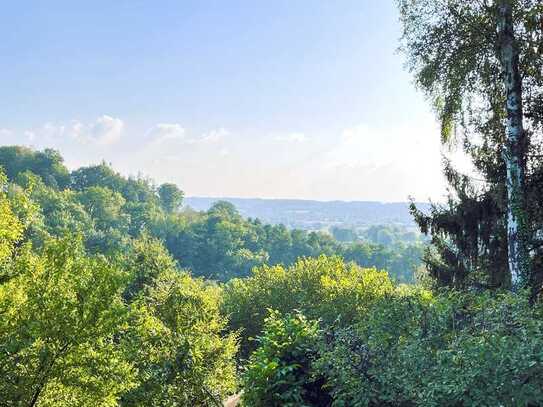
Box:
[157,182,184,213]
[0,146,70,189]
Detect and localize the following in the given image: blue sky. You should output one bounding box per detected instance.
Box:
[0,1,447,201]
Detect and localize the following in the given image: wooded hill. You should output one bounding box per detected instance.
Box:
[0,145,423,283]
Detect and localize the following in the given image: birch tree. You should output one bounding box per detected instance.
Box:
[397,0,543,288]
[497,1,528,286]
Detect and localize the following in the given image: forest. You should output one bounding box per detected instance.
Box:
[2,0,543,406]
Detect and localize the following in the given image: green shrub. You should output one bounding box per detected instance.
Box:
[223,255,393,356]
[226,254,543,406]
[317,289,543,406]
[242,310,330,407]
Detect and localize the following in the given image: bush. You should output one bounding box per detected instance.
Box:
[222,255,393,357]
[317,288,543,406]
[241,281,543,406]
[242,310,330,407]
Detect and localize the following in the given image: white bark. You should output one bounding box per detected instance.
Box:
[497,1,529,287]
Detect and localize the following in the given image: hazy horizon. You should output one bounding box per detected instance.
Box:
[0,1,457,202]
[184,195,427,204]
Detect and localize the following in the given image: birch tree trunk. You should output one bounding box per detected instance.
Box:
[497,0,529,287]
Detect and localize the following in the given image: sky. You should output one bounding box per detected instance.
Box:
[0,0,450,202]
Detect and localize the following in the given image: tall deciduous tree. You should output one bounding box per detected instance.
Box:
[398,0,543,288]
[497,0,528,285]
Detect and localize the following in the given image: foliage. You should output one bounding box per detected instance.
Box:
[2,1,543,404]
[223,255,393,356]
[343,241,423,284]
[1,141,543,406]
[318,288,543,406]
[398,0,543,293]
[236,253,543,406]
[242,311,329,407]
[121,268,238,406]
[0,176,238,405]
[0,147,423,283]
[361,224,422,247]
[0,172,24,266]
[157,183,184,213]
[0,236,136,406]
[241,280,543,406]
[0,146,70,189]
[121,233,179,302]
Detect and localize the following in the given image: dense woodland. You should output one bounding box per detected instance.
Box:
[3,0,543,406]
[0,146,422,284]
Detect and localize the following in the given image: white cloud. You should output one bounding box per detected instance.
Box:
[147,123,186,143]
[0,115,124,149]
[85,115,124,145]
[273,132,307,143]
[21,115,124,147]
